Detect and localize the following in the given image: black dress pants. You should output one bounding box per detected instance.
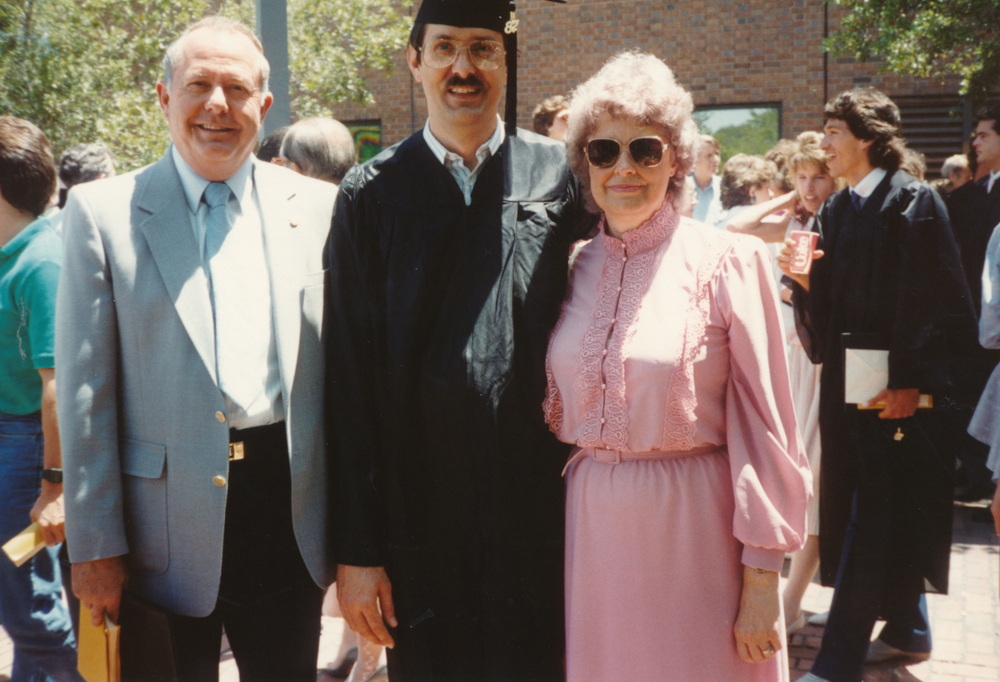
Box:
[122,422,323,682]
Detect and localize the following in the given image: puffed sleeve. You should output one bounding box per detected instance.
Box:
[715,237,812,572]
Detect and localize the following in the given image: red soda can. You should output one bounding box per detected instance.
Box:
[789,230,819,275]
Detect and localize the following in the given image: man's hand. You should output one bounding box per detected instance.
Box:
[73,556,128,626]
[734,566,782,664]
[337,564,397,647]
[30,481,66,546]
[776,236,823,291]
[867,387,920,419]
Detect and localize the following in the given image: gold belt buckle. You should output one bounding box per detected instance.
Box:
[229,442,245,461]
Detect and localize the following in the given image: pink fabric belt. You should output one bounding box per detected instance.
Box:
[562,444,724,475]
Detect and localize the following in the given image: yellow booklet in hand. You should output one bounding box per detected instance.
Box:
[1,522,45,567]
[78,605,120,682]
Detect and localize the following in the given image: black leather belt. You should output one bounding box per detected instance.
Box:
[228,421,286,462]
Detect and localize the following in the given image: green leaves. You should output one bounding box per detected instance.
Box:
[828,0,1000,106]
[0,0,411,171]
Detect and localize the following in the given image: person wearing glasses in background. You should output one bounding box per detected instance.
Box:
[325,1,591,679]
[543,52,810,681]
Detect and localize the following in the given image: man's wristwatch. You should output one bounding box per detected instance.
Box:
[41,468,63,484]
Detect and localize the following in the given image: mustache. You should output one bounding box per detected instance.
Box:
[446,75,484,89]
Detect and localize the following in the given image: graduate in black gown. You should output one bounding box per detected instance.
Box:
[781,89,977,682]
[324,1,591,680]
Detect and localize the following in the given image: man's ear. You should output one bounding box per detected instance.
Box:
[260,91,274,122]
[156,81,170,116]
[407,44,422,83]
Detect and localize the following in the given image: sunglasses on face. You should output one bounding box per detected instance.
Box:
[420,38,506,71]
[585,136,670,169]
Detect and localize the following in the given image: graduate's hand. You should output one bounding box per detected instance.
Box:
[868,387,920,419]
[337,564,397,648]
[776,237,823,290]
[734,566,782,664]
[73,556,127,626]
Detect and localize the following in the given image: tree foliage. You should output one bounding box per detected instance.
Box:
[0,0,411,171]
[288,0,411,118]
[828,0,1000,106]
[697,109,780,163]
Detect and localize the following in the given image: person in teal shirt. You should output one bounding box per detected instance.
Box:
[0,116,80,682]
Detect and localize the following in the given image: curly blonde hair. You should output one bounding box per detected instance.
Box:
[565,52,699,213]
[789,131,828,173]
[719,154,776,210]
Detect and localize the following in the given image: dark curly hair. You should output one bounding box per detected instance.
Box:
[824,88,905,172]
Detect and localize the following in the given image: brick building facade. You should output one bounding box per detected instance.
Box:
[328,0,969,173]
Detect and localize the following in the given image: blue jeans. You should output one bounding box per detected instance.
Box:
[0,411,82,682]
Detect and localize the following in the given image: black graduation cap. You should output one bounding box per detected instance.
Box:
[414,0,568,136]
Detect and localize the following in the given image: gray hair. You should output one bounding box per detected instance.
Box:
[940,153,968,179]
[279,117,358,184]
[162,16,270,94]
[565,51,699,213]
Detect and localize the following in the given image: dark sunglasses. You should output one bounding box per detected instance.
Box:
[585,136,670,169]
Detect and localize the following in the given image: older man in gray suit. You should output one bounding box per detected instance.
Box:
[56,16,336,680]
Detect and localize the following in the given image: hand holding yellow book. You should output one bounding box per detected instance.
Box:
[78,605,120,682]
[1,522,44,567]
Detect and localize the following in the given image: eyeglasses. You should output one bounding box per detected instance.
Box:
[585,136,670,169]
[420,38,506,71]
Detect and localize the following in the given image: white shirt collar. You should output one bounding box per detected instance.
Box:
[171,146,255,213]
[850,167,888,198]
[422,116,505,171]
[988,169,1000,193]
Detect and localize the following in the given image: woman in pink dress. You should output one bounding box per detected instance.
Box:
[544,52,812,681]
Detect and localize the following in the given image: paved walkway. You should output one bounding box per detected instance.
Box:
[788,501,1000,681]
[2,502,997,681]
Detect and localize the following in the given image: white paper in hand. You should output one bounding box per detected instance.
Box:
[844,348,888,405]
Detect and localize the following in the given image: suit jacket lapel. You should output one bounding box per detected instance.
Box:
[254,160,302,398]
[135,154,218,381]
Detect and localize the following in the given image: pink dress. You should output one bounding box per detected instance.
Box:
[544,201,811,681]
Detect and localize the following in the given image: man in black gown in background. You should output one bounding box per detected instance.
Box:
[790,88,977,682]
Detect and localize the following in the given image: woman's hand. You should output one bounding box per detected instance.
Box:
[734,566,782,664]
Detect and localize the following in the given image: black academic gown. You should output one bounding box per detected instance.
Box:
[945,180,991,318]
[324,129,590,681]
[793,170,977,595]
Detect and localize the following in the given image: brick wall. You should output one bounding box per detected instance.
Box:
[328,0,964,151]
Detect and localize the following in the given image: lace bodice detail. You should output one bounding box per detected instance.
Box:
[544,202,732,451]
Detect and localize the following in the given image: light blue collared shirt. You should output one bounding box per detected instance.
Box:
[691,174,722,224]
[171,146,283,429]
[172,146,257,256]
[422,117,505,206]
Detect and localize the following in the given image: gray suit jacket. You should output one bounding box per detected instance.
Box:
[57,152,336,616]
